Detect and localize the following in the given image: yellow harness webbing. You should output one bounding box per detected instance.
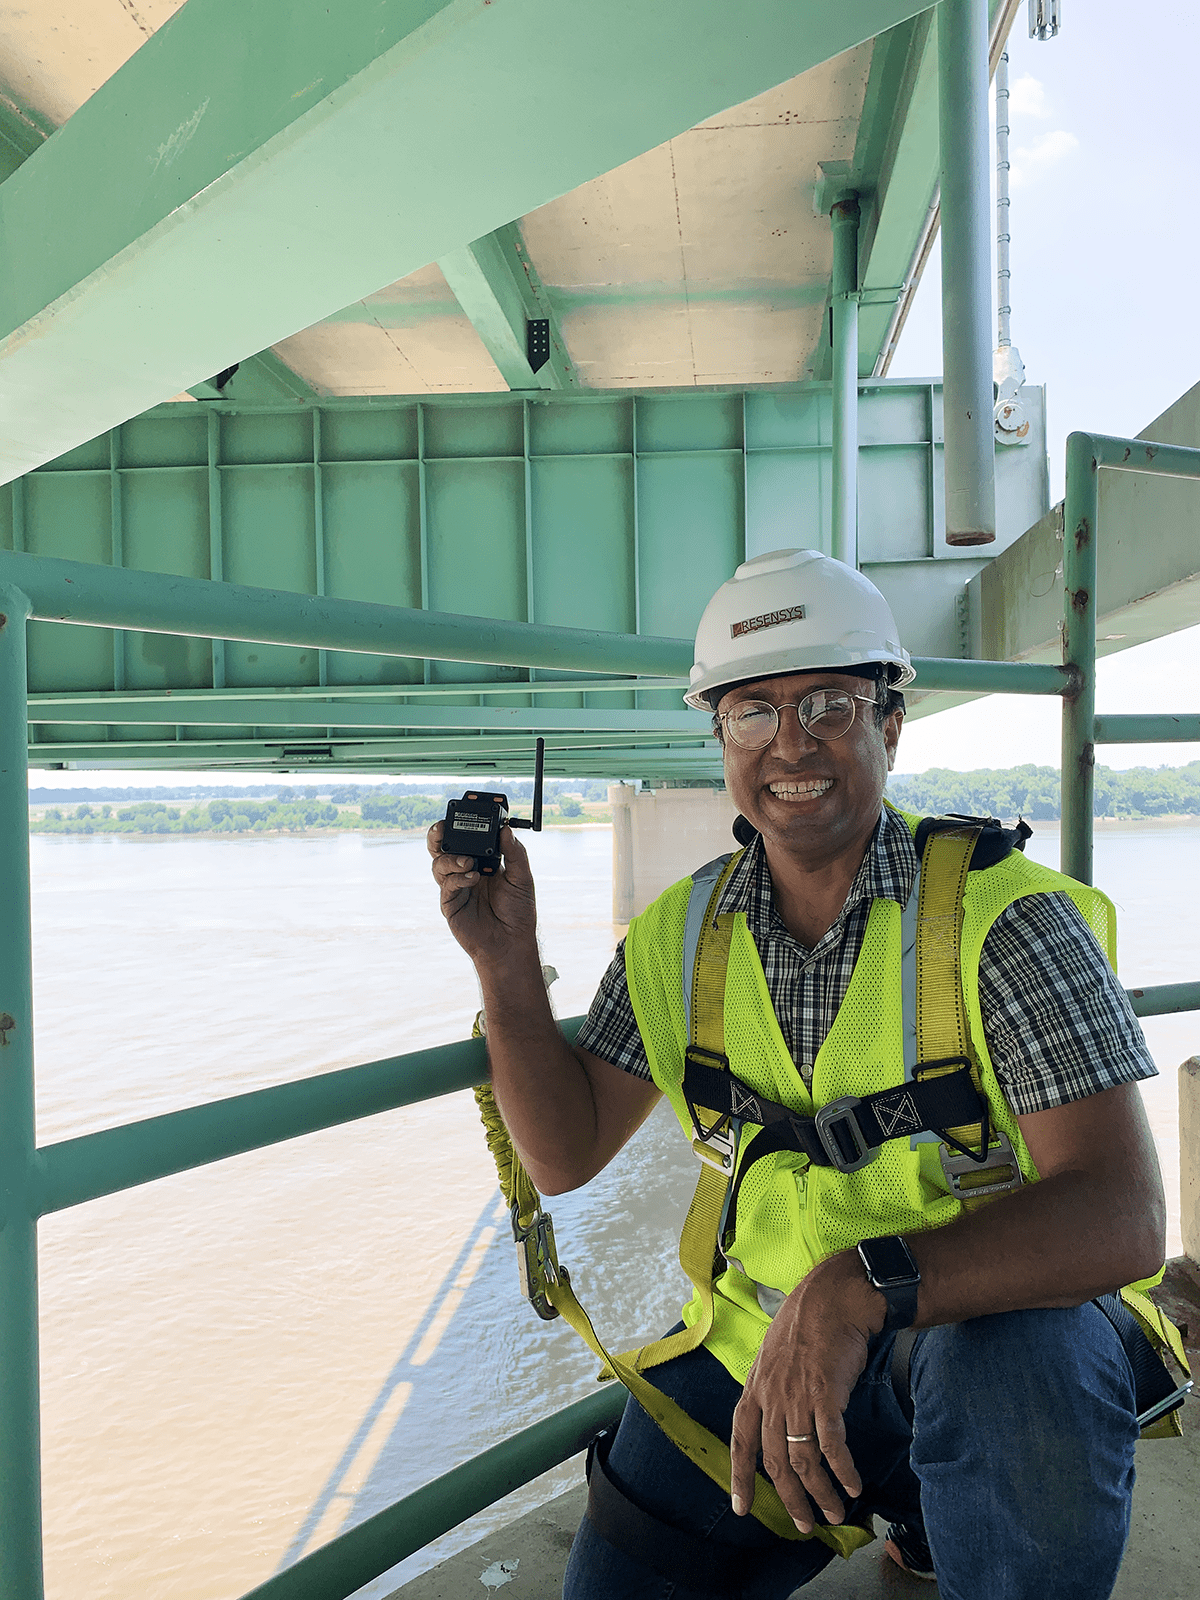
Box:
[915,825,1020,1208]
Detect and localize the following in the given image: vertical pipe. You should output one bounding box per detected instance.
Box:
[312,410,328,691]
[938,0,996,545]
[109,429,126,693]
[207,411,225,690]
[416,404,431,687]
[1061,432,1098,885]
[830,197,860,568]
[995,50,1012,351]
[522,400,536,705]
[630,395,642,635]
[0,584,45,1600]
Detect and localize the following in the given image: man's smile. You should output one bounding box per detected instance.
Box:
[766,778,835,802]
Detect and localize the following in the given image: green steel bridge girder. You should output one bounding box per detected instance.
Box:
[26,700,712,733]
[0,0,930,484]
[437,225,575,392]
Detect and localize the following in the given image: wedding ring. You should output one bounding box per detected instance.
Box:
[786,1433,815,1443]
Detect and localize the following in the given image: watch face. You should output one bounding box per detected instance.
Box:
[860,1235,919,1287]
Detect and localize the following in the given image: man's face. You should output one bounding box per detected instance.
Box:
[716,671,903,864]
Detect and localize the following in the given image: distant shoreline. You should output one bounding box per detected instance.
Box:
[28,816,1200,843]
[29,820,615,842]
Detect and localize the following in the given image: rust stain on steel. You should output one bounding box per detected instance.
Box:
[1073,516,1091,551]
[1070,587,1090,613]
[0,613,6,630]
[0,1012,16,1046]
[1079,742,1095,774]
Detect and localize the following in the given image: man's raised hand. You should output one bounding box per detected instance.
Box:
[427,821,538,966]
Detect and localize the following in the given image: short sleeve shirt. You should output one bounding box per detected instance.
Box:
[575,807,1157,1117]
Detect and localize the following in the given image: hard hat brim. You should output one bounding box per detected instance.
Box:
[685,646,915,710]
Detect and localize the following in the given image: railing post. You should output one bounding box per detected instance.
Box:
[1061,433,1098,885]
[937,0,996,545]
[830,196,860,568]
[0,583,44,1600]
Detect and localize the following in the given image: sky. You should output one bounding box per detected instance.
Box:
[888,0,1200,774]
[28,2,1200,792]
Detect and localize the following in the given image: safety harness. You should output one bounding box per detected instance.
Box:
[474,816,1190,1571]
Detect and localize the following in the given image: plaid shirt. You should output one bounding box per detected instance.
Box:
[576,806,1157,1116]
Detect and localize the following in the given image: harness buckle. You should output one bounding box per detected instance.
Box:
[939,1131,1025,1200]
[682,1047,739,1170]
[813,1097,878,1174]
[511,1203,563,1321]
[691,1120,738,1171]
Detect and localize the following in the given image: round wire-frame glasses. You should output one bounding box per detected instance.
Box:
[718,689,880,749]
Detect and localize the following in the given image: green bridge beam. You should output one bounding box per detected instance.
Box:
[26,700,709,733]
[438,224,574,391]
[0,549,692,678]
[0,0,926,484]
[28,680,688,708]
[0,548,1073,694]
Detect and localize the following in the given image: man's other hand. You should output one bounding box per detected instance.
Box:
[729,1252,884,1533]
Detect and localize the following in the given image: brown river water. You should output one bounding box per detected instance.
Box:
[30,822,1196,1598]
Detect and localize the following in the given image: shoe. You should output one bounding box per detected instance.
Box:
[883,1521,937,1581]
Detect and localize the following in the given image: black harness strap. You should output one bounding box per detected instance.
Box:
[684,1055,983,1168]
[683,1054,987,1248]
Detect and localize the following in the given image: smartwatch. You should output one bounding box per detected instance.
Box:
[857,1235,921,1332]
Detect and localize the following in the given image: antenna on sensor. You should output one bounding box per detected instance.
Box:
[530,737,544,833]
[440,737,545,874]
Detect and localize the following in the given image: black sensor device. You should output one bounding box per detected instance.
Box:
[441,737,545,875]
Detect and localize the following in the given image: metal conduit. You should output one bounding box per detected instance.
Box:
[996,49,1012,350]
[830,196,861,568]
[938,0,997,545]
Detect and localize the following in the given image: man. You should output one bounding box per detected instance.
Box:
[429,549,1165,1600]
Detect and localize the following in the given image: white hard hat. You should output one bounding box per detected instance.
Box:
[685,548,915,710]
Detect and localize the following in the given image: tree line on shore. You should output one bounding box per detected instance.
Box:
[28,763,1200,834]
[27,778,613,806]
[887,762,1200,820]
[29,791,588,836]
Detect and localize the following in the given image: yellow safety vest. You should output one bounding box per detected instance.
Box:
[476,807,1188,1561]
[622,806,1167,1387]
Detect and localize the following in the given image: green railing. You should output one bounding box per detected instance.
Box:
[2,427,1199,1598]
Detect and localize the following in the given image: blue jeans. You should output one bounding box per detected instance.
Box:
[562,1304,1139,1599]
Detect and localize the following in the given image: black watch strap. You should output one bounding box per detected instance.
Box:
[857,1236,921,1333]
[878,1279,920,1332]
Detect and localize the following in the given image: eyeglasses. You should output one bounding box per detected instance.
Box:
[718,689,879,749]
